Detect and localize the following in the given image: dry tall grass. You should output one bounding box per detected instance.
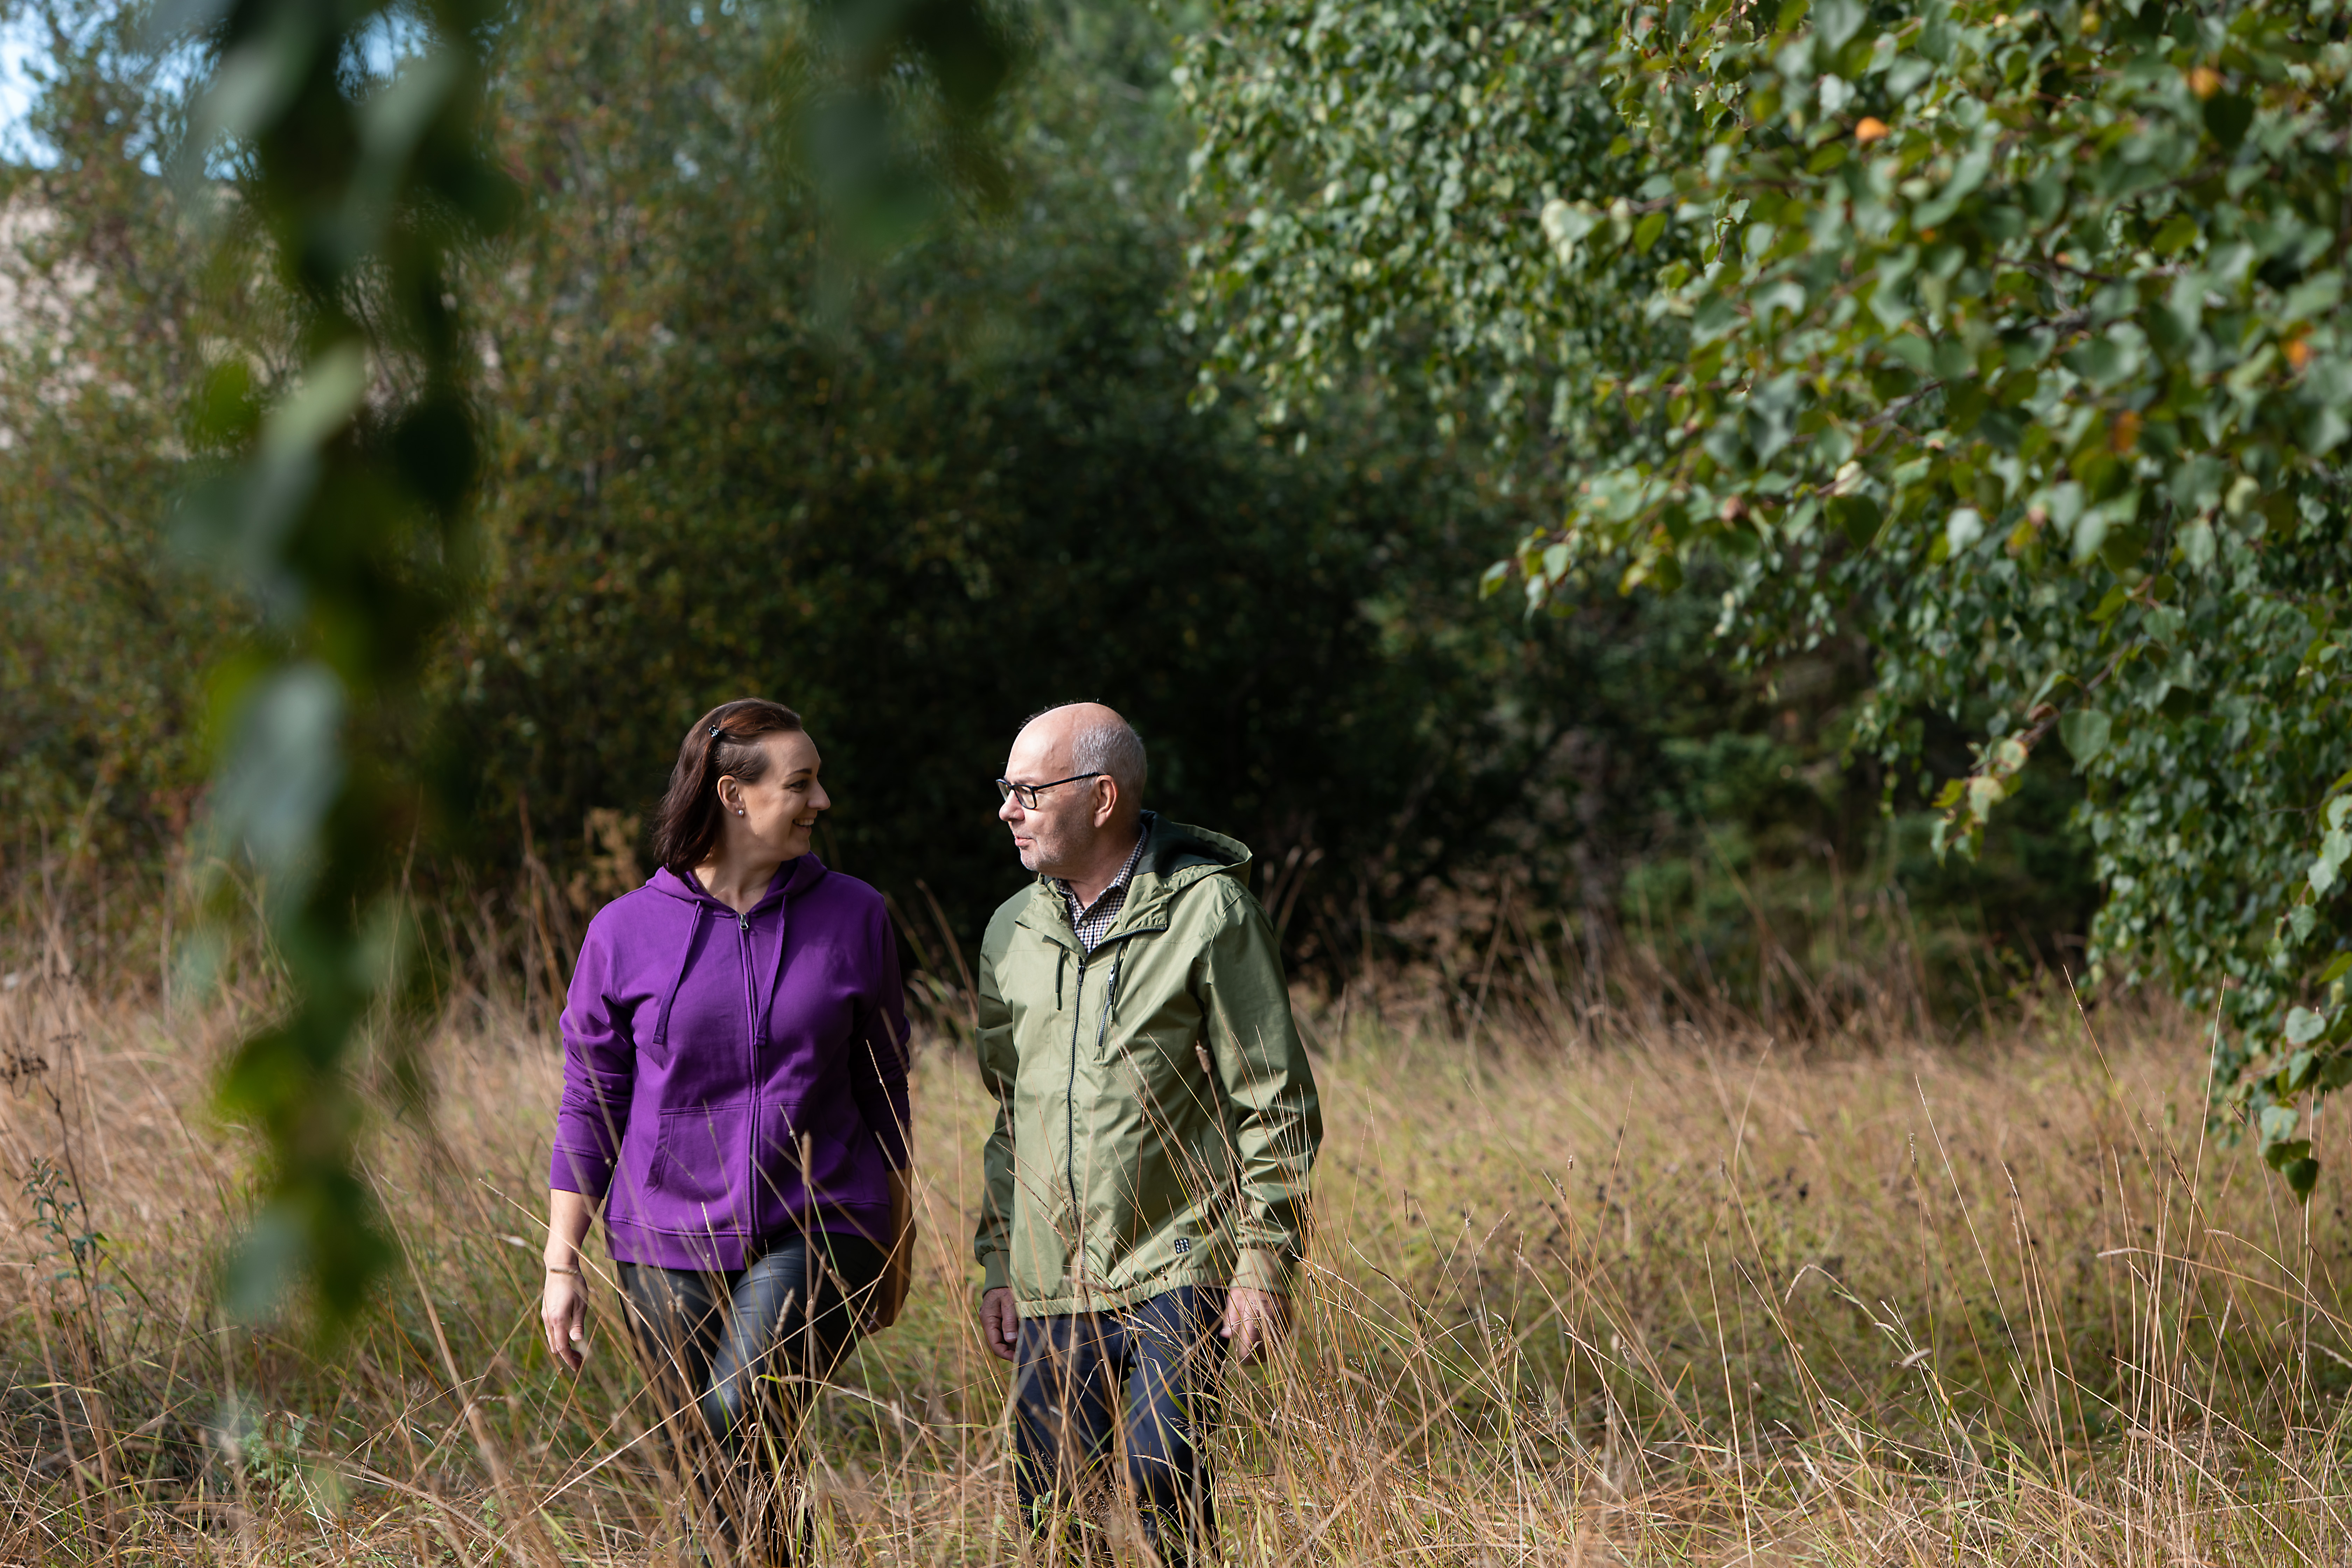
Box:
[5,917,2352,1565]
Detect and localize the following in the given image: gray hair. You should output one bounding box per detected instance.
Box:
[1030,703,1148,802]
[1074,716,1147,801]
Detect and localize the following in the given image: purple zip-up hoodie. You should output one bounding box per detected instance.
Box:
[550,856,909,1271]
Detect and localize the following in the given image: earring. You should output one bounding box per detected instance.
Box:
[736,809,745,817]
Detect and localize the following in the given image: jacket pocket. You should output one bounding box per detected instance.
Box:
[648,1102,749,1208]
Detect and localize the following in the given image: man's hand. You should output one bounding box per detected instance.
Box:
[980,1285,1020,1362]
[1220,1287,1291,1364]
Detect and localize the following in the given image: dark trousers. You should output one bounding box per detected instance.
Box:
[1013,1287,1226,1567]
[618,1233,884,1565]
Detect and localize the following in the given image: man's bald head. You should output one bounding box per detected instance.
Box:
[1000,703,1148,890]
[1017,702,1147,811]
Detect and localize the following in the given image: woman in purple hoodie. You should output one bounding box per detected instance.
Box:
[539,698,912,1562]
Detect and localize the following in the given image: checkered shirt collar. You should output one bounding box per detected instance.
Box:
[1057,828,1147,954]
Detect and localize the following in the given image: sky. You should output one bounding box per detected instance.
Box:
[0,16,45,164]
[0,12,420,170]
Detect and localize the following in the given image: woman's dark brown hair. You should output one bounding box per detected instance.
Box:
[652,699,805,872]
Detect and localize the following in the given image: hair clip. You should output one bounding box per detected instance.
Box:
[709,724,722,738]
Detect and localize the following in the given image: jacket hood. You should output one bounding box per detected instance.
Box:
[1099,813,1253,934]
[1136,812,1249,884]
[647,855,828,912]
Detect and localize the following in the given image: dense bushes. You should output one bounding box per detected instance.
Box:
[0,0,2093,1022]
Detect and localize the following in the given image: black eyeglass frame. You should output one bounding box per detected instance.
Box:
[994,772,1105,810]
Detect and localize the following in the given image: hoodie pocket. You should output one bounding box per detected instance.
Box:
[747,1100,857,1211]
[648,1103,749,1209]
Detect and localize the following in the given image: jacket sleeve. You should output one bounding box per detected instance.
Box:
[1197,886,1323,1295]
[551,919,631,1201]
[973,913,1020,1295]
[849,900,912,1170]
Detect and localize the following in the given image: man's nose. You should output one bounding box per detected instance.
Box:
[998,796,1021,824]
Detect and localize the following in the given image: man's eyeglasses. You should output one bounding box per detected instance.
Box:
[995,773,1104,810]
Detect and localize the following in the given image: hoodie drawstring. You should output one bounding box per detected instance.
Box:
[652,903,705,1055]
[758,895,792,1049]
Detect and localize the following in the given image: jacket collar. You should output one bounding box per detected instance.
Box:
[1015,812,1253,947]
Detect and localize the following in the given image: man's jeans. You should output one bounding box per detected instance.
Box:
[1012,1287,1226,1565]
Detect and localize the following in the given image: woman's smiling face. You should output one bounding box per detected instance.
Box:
[721,730,830,861]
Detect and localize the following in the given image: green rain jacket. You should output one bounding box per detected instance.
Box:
[974,812,1323,1316]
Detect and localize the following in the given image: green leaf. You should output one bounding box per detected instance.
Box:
[1830,495,1882,547]
[1632,210,1667,254]
[2288,1156,2321,1203]
[2180,517,2216,571]
[1814,0,1865,51]
[2287,1006,2327,1046]
[2150,213,2199,257]
[2266,1138,2312,1173]
[2204,93,2253,150]
[2058,708,2111,768]
[1888,334,1935,373]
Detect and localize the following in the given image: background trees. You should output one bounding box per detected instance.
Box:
[1181,0,2352,1183]
[3,0,2093,1031]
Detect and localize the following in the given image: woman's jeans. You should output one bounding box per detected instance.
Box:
[1012,1287,1226,1567]
[618,1232,885,1563]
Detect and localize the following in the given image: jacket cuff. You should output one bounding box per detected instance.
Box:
[1230,1248,1296,1295]
[979,1250,1010,1295]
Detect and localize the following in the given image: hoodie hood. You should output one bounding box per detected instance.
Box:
[648,855,829,912]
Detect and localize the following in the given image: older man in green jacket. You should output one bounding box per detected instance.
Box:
[974,701,1323,1565]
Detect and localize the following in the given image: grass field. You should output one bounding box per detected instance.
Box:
[6,937,2352,1565]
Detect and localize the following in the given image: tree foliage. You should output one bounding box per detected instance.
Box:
[0,5,236,874]
[440,0,1685,972]
[5,0,2097,1026]
[1181,0,2352,1190]
[166,0,1006,1331]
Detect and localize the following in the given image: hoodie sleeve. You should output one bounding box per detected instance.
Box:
[973,908,1019,1295]
[1197,884,1324,1296]
[849,897,912,1170]
[551,914,632,1201]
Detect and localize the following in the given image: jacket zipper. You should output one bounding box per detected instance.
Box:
[740,910,755,1243]
[1064,948,1086,1291]
[1062,937,1136,1302]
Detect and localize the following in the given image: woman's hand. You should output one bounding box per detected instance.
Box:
[542,1268,590,1370]
[542,1187,598,1371]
